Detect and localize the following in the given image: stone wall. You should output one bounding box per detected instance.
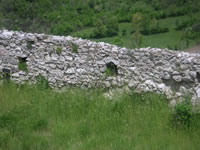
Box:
[1,29,200,105]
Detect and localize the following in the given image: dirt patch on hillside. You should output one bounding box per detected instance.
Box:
[186,44,200,53]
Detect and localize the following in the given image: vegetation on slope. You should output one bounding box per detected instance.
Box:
[0,0,200,49]
[0,81,200,150]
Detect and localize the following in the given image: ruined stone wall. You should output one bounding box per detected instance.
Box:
[1,29,200,105]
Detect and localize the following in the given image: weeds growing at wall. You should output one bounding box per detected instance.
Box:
[56,47,62,54]
[1,69,11,81]
[105,68,114,76]
[0,83,200,150]
[71,42,79,53]
[35,75,50,90]
[173,97,193,128]
[26,41,34,50]
[0,72,2,80]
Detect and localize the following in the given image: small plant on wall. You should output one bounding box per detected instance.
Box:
[56,47,62,54]
[18,57,28,72]
[70,42,79,53]
[27,41,34,50]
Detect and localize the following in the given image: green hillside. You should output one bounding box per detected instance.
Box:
[0,0,200,49]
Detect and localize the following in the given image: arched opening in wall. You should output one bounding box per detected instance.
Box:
[162,78,180,92]
[197,72,200,82]
[2,68,10,81]
[105,62,118,76]
[18,57,28,72]
[27,41,34,49]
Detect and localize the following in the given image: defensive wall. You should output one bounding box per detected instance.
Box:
[1,30,200,105]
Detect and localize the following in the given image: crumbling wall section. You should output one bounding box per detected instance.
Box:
[1,30,200,105]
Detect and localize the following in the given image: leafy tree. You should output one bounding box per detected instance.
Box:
[93,19,107,38]
[51,22,73,35]
[106,17,119,37]
[132,30,143,48]
[132,13,144,48]
[0,0,199,37]
[132,12,144,32]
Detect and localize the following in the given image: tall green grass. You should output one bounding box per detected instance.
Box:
[0,82,200,150]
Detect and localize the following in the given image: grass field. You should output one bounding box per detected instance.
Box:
[0,82,200,150]
[71,13,200,50]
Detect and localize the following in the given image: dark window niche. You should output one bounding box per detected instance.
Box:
[197,72,200,82]
[18,57,28,72]
[2,68,10,80]
[105,62,118,76]
[27,41,34,49]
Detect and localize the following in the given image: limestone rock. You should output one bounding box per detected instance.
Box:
[196,87,200,98]
[1,29,200,106]
[172,75,182,82]
[66,68,75,74]
[0,30,13,39]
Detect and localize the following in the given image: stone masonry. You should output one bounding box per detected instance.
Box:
[1,29,200,105]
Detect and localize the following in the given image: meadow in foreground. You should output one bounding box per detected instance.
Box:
[0,82,200,150]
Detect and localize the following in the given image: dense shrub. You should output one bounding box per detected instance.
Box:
[92,17,119,38]
[117,11,132,23]
[51,22,74,35]
[167,5,187,17]
[173,98,193,127]
[121,29,127,36]
[132,13,169,36]
[106,17,119,37]
[141,27,169,35]
[130,1,154,17]
[92,19,107,38]
[175,18,197,30]
[154,11,168,19]
[0,0,199,36]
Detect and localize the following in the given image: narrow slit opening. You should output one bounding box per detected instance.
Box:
[2,68,10,80]
[18,57,28,72]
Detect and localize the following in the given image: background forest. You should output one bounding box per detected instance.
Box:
[0,0,200,49]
